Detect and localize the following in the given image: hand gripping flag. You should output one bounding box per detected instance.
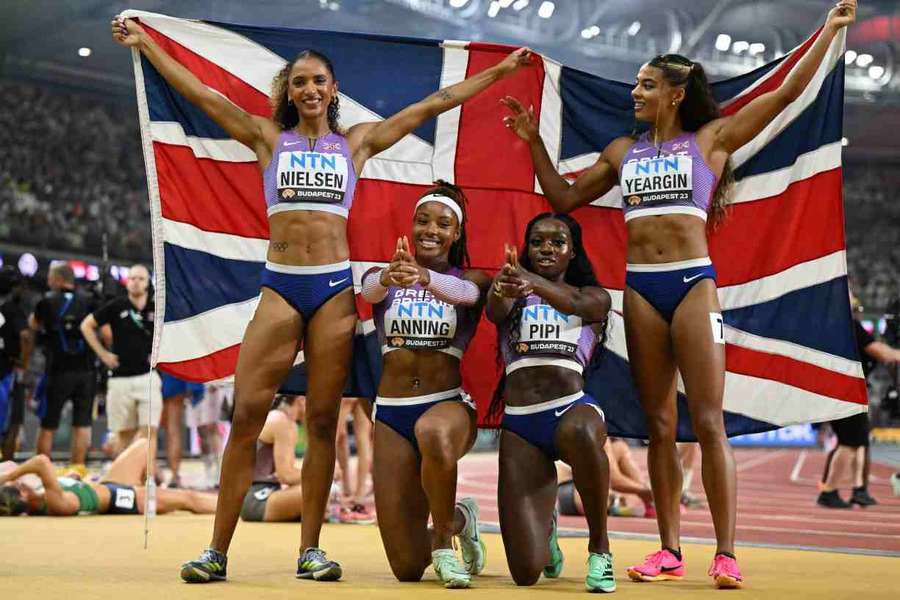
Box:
[125,9,866,439]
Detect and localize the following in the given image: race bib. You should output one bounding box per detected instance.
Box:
[384,289,457,351]
[621,155,693,208]
[253,486,275,502]
[277,151,348,204]
[114,487,136,510]
[516,304,581,356]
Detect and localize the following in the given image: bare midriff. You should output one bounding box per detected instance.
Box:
[505,366,583,408]
[378,350,462,398]
[626,213,710,264]
[267,210,349,265]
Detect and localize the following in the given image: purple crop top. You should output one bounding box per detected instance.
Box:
[500,294,598,376]
[618,131,718,222]
[373,268,478,359]
[263,130,357,219]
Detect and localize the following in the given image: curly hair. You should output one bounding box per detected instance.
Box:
[488,213,608,419]
[416,180,471,269]
[647,54,734,226]
[270,50,341,134]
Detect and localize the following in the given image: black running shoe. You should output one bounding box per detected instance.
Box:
[296,547,342,581]
[850,486,877,507]
[816,490,851,509]
[181,548,227,583]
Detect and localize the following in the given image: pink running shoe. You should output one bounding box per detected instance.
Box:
[338,503,376,525]
[642,501,657,519]
[708,554,743,589]
[627,549,685,582]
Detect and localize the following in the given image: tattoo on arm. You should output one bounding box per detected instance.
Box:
[438,89,453,102]
[272,241,289,252]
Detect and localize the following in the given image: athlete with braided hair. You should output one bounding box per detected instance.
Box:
[502,2,857,587]
[361,182,489,588]
[488,213,614,592]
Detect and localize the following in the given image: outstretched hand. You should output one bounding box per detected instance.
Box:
[826,0,857,31]
[111,15,145,48]
[501,96,539,143]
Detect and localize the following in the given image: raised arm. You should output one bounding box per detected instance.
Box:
[348,48,534,167]
[486,245,532,324]
[501,96,622,213]
[112,16,277,157]
[710,1,856,154]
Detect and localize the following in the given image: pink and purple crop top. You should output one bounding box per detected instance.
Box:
[618,131,718,222]
[263,130,357,219]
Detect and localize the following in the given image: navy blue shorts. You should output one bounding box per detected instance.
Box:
[260,260,353,322]
[502,392,604,460]
[101,482,139,515]
[625,257,717,322]
[374,388,475,454]
[160,373,205,405]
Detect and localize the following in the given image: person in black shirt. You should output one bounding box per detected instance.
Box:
[1,266,33,461]
[29,264,95,467]
[80,265,161,461]
[818,294,900,508]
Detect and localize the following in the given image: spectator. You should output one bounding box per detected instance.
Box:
[79,264,160,461]
[0,266,33,460]
[28,264,95,469]
[818,293,900,508]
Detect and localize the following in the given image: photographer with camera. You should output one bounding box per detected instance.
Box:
[818,292,900,508]
[28,264,96,469]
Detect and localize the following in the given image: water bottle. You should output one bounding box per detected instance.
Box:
[146,479,157,518]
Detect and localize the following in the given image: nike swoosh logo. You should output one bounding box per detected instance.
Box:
[683,273,704,283]
[284,141,304,146]
[554,403,575,417]
[660,564,682,572]
[632,147,655,154]
[329,278,349,288]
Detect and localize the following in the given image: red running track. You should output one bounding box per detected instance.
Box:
[456,447,900,556]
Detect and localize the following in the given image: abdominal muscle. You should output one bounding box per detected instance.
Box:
[267,210,350,265]
[625,213,710,264]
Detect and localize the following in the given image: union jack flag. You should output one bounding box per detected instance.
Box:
[125,9,866,438]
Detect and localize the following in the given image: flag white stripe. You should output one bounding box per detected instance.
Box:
[725,325,863,378]
[163,219,268,261]
[432,44,470,183]
[731,30,845,169]
[535,58,563,194]
[157,296,259,363]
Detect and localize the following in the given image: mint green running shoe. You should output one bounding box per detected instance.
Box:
[586,552,616,593]
[456,497,486,575]
[543,508,564,579]
[432,549,471,589]
[180,548,227,583]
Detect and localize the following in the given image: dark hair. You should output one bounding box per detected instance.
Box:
[49,263,75,285]
[647,54,733,226]
[271,50,341,134]
[417,180,471,269]
[271,394,297,410]
[488,213,607,419]
[0,484,28,517]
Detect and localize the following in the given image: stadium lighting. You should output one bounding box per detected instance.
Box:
[499,0,514,8]
[18,253,38,277]
[627,21,641,36]
[844,50,857,65]
[538,1,555,18]
[868,65,885,79]
[749,43,765,55]
[589,25,600,36]
[449,0,471,7]
[78,47,92,57]
[581,28,592,39]
[855,53,873,67]
[715,34,731,52]
[513,0,529,10]
[488,1,501,17]
[841,137,849,146]
[731,40,750,54]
